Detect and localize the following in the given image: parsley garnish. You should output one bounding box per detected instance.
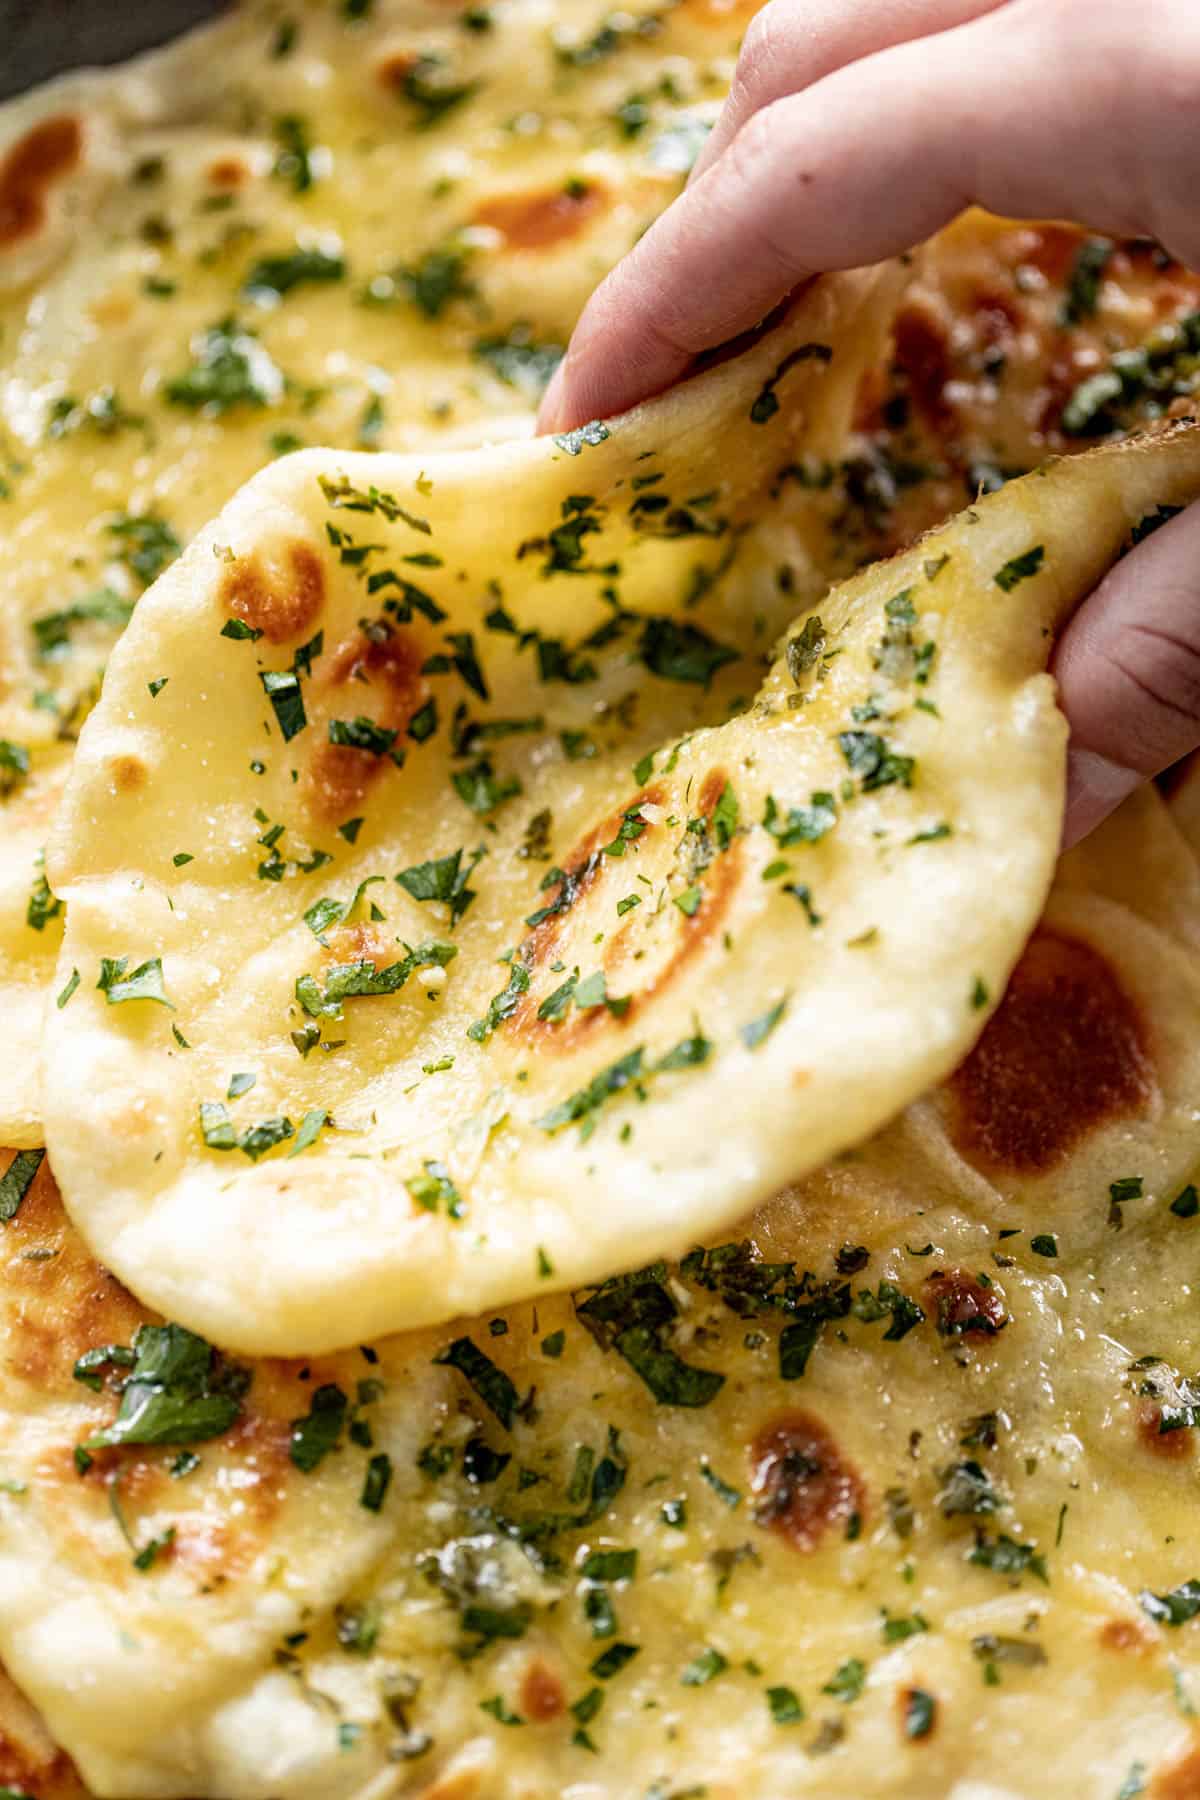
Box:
[638,616,738,686]
[243,247,345,300]
[434,1336,519,1429]
[763,791,837,846]
[767,1685,804,1724]
[97,955,173,1009]
[82,1323,248,1450]
[0,1149,44,1224]
[1139,1579,1200,1627]
[261,670,307,741]
[295,940,456,1020]
[993,546,1045,592]
[290,1384,347,1471]
[165,318,282,413]
[396,847,483,925]
[741,998,786,1049]
[838,730,915,791]
[968,1533,1049,1584]
[749,343,833,423]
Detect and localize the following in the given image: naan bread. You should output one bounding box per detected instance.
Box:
[48,291,1200,1359]
[8,788,1200,1800]
[0,0,754,1143]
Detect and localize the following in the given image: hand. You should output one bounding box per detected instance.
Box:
[538,0,1200,847]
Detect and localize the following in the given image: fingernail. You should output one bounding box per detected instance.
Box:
[537,361,568,435]
[1061,746,1142,849]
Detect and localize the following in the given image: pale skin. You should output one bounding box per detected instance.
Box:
[538,0,1200,847]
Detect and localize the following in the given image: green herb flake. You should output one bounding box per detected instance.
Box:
[434,1336,519,1429]
[261,670,307,741]
[766,1684,804,1725]
[904,1688,936,1739]
[741,998,786,1049]
[1172,1184,1200,1219]
[822,1658,866,1703]
[1139,1579,1200,1627]
[0,1149,44,1225]
[681,1647,728,1687]
[97,955,173,1009]
[82,1322,248,1451]
[994,546,1045,592]
[290,1383,347,1472]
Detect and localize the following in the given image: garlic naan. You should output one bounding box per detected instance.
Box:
[45,297,1200,1351]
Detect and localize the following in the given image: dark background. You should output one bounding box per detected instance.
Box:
[0,1,222,101]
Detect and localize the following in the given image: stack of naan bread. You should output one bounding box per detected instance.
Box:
[4,5,1200,1797]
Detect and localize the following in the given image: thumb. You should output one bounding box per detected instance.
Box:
[1053,497,1200,848]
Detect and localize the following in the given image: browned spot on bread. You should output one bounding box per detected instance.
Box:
[1099,1617,1155,1653]
[513,771,743,1048]
[511,784,664,981]
[520,1658,566,1721]
[893,302,955,435]
[207,157,249,189]
[949,930,1153,1174]
[749,1410,863,1551]
[1,1156,147,1390]
[1138,1401,1193,1460]
[1155,1740,1200,1798]
[924,1269,1008,1340]
[221,543,324,645]
[108,754,146,794]
[325,921,395,967]
[474,181,608,252]
[0,116,82,248]
[304,624,430,824]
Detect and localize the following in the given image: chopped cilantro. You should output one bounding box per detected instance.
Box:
[968,1533,1049,1584]
[838,730,915,791]
[749,343,834,424]
[766,1685,804,1724]
[434,1336,519,1429]
[406,1159,466,1219]
[993,545,1045,592]
[165,317,282,413]
[904,1689,936,1739]
[261,670,307,740]
[1139,1579,1200,1627]
[741,998,787,1049]
[821,1658,866,1703]
[0,1149,44,1225]
[97,955,173,1009]
[681,1647,728,1686]
[290,1383,347,1471]
[638,616,738,686]
[82,1322,248,1451]
[243,247,345,300]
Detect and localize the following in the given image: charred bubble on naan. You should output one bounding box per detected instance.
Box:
[9,790,1200,1800]
[44,304,1200,1353]
[0,0,755,1143]
[44,266,909,1354]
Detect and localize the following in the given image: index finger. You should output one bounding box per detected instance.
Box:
[540,1,1196,431]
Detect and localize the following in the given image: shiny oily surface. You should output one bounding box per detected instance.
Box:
[0,0,750,1145]
[7,780,1200,1800]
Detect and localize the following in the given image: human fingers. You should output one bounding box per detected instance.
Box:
[540,0,1200,431]
[687,0,1013,185]
[1053,499,1200,848]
